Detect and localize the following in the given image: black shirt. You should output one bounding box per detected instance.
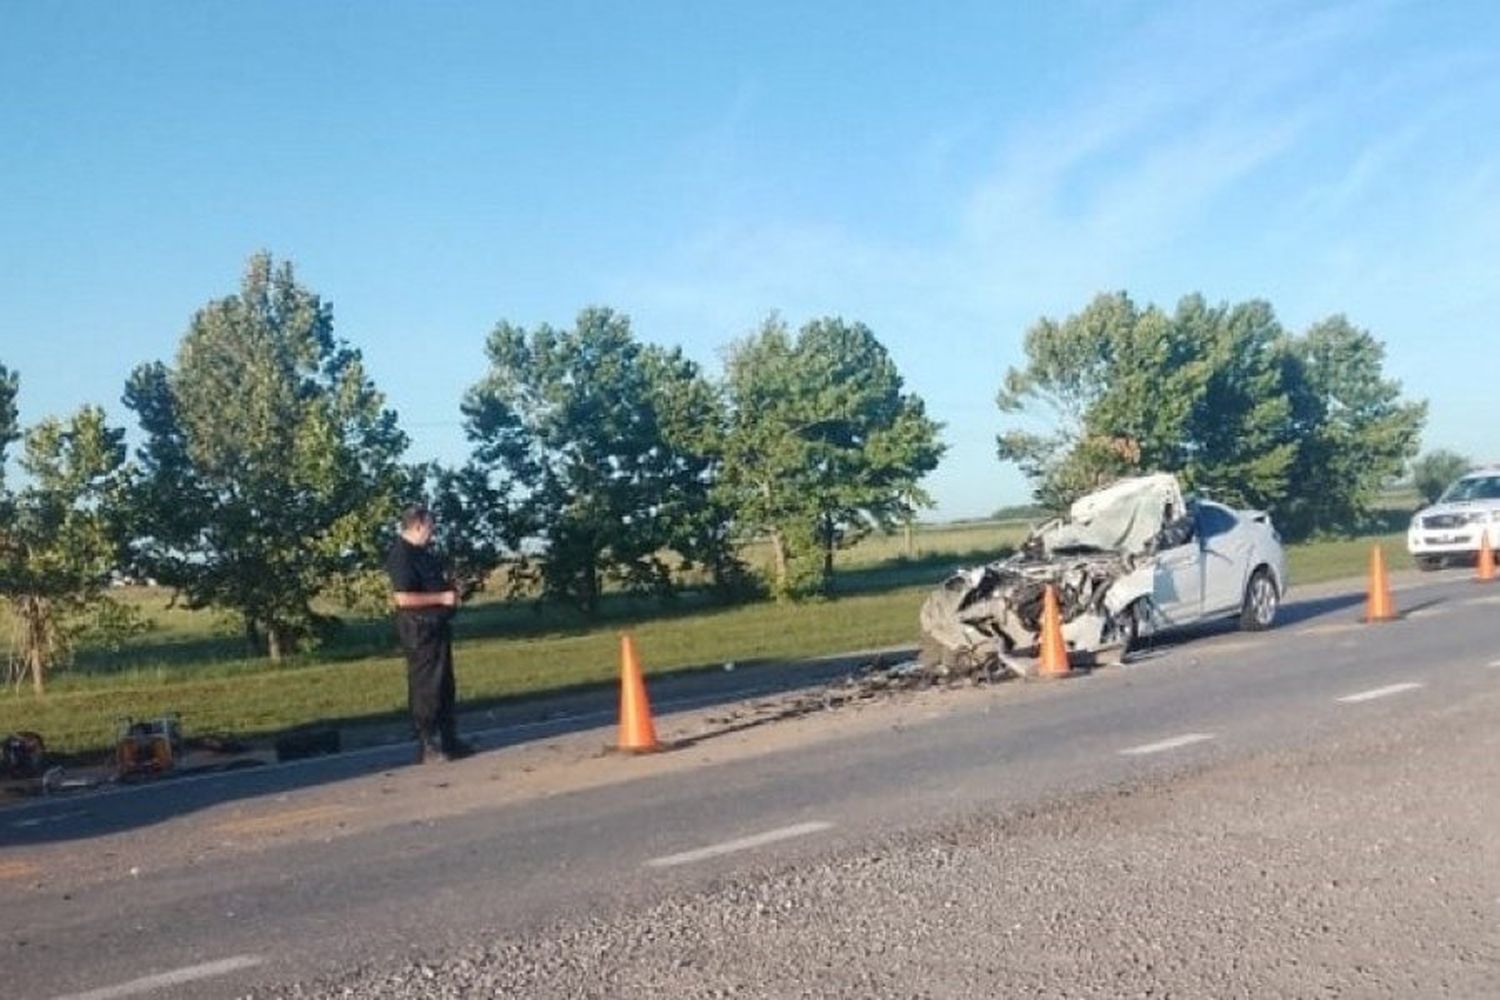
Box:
[385,537,451,615]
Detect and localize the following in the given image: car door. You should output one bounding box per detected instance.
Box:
[1151,517,1203,623]
[1197,501,1250,615]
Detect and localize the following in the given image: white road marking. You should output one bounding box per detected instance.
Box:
[9,810,86,829]
[1487,659,1500,669]
[1203,639,1260,655]
[49,955,264,1000]
[646,821,834,868]
[1337,682,1423,704]
[1119,733,1215,756]
[1298,623,1360,636]
[1408,606,1451,619]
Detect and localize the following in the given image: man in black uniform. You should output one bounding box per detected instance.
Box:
[385,505,473,763]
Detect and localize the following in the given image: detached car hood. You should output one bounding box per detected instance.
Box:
[1037,473,1185,557]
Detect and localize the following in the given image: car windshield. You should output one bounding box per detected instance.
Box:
[1439,475,1500,502]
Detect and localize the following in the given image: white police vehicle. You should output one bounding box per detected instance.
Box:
[1407,466,1500,570]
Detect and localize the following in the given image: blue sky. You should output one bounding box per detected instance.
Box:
[3,0,1498,519]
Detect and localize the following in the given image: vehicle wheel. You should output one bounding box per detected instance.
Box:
[1240,568,1279,631]
[1415,556,1443,572]
[1108,598,1151,650]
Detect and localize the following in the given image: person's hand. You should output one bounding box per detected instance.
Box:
[440,590,459,608]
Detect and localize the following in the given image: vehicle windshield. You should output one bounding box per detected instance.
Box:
[1439,475,1500,502]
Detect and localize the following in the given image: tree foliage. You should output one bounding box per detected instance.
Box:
[460,307,731,612]
[0,365,17,493]
[123,253,409,659]
[423,460,518,601]
[639,344,749,597]
[1277,316,1429,536]
[0,369,139,693]
[997,292,1424,537]
[1411,449,1473,505]
[720,316,945,597]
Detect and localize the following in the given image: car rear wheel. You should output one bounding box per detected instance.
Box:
[1240,568,1278,631]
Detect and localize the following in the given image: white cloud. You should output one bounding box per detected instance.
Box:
[604,0,1499,516]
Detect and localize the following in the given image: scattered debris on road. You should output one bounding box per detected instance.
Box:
[689,656,980,742]
[116,714,184,779]
[275,725,342,762]
[2,730,47,780]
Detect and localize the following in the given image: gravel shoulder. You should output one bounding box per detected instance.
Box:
[266,680,1500,999]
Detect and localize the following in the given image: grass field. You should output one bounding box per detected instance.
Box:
[0,519,1413,758]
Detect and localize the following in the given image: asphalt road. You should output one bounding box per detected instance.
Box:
[3,569,1497,999]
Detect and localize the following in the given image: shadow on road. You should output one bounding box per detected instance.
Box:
[1,648,902,848]
[1278,591,1369,627]
[1123,590,1370,660]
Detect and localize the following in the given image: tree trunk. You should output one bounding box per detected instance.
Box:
[578,557,599,615]
[15,596,50,695]
[770,530,789,593]
[28,637,44,696]
[267,626,285,663]
[904,516,915,558]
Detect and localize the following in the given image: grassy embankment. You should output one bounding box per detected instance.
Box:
[0,521,1410,757]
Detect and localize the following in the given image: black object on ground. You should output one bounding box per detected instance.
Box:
[276,726,342,762]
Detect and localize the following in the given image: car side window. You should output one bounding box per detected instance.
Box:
[1196,503,1238,539]
[1154,501,1196,550]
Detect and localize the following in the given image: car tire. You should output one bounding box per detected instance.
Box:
[1109,598,1151,650]
[1240,568,1279,631]
[1415,556,1443,572]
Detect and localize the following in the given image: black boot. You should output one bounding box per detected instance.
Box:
[439,718,474,760]
[442,737,476,760]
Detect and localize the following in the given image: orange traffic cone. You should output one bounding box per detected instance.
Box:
[616,633,660,753]
[1364,545,1398,623]
[1478,531,1496,583]
[1036,584,1074,678]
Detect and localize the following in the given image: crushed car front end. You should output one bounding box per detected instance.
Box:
[918,474,1184,677]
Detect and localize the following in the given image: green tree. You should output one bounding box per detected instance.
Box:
[998,293,1298,514]
[0,365,17,490]
[1279,316,1426,537]
[640,344,748,597]
[1162,296,1297,511]
[721,316,945,597]
[0,372,138,693]
[461,307,726,612]
[424,460,520,600]
[996,292,1165,512]
[1411,449,1473,505]
[123,253,409,660]
[996,293,1424,537]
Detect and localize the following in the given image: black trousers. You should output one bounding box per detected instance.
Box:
[396,612,458,748]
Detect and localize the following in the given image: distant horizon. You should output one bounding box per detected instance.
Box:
[4,1,1497,519]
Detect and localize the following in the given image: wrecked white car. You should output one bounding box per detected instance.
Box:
[919,474,1289,676]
